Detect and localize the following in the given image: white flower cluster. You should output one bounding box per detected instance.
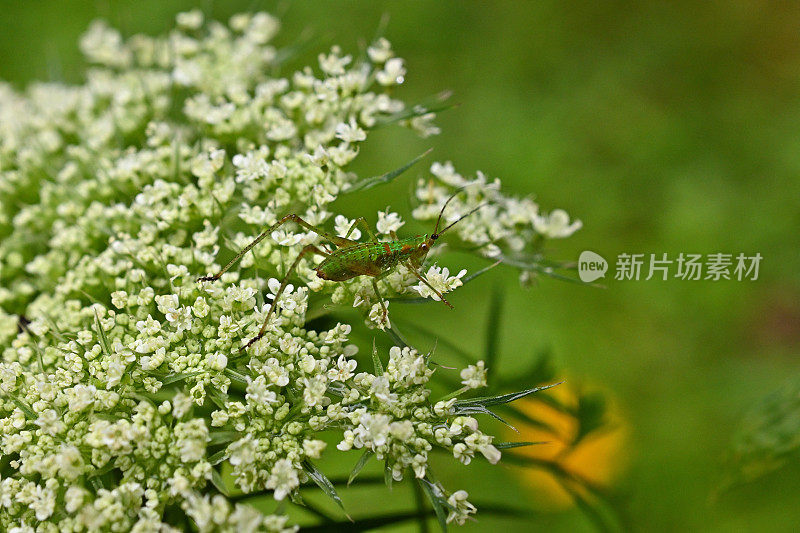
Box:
[335,346,501,481]
[413,265,468,301]
[0,10,578,531]
[412,161,582,258]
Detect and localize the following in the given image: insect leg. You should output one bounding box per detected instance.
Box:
[242,244,328,351]
[405,262,454,309]
[287,214,355,248]
[198,214,349,282]
[344,217,379,242]
[371,274,391,327]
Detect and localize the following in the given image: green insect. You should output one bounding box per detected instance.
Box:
[199,190,484,351]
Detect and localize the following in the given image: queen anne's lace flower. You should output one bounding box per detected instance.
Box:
[334,215,361,240]
[335,118,367,143]
[413,265,468,301]
[265,458,300,501]
[460,360,488,389]
[447,490,477,525]
[0,9,579,532]
[376,57,407,86]
[376,209,405,235]
[533,208,583,238]
[367,37,394,64]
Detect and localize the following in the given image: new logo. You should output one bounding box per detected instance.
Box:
[578,251,608,282]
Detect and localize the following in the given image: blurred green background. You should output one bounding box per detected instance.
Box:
[2,1,799,531]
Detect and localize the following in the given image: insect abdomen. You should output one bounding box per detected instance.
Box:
[315,240,419,281]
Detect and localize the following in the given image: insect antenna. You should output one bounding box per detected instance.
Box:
[431,183,491,237]
[434,202,487,237]
[432,188,464,235]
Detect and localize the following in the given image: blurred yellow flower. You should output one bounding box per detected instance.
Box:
[506,383,628,510]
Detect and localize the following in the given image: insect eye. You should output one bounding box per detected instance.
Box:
[420,243,428,251]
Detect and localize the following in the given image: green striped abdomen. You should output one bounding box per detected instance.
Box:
[315,236,426,281]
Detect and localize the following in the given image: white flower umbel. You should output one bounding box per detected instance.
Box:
[0,9,579,532]
[412,162,581,258]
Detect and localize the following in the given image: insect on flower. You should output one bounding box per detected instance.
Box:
[199,189,485,351]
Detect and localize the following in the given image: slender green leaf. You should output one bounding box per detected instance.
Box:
[224,368,249,385]
[93,309,112,358]
[371,338,383,375]
[172,136,182,183]
[89,476,104,492]
[207,387,229,409]
[41,313,66,342]
[356,14,391,65]
[8,395,36,419]
[437,385,470,403]
[303,474,384,490]
[289,490,305,506]
[208,449,228,466]
[386,323,409,348]
[455,382,563,407]
[303,460,349,517]
[348,450,373,486]
[208,431,239,446]
[384,462,393,490]
[464,501,535,518]
[298,503,533,533]
[327,382,348,398]
[494,441,549,450]
[346,148,433,193]
[209,468,230,497]
[121,391,151,405]
[161,371,205,385]
[88,461,116,478]
[424,338,439,365]
[454,404,517,431]
[386,295,434,305]
[461,259,503,286]
[418,478,448,532]
[412,475,432,533]
[28,336,45,374]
